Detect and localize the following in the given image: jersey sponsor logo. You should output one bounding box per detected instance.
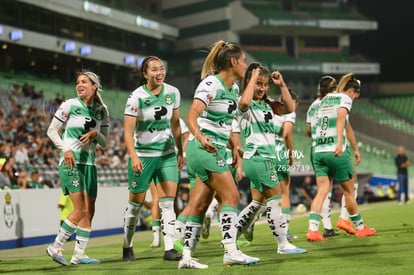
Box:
[227,100,237,114]
[154,106,168,120]
[316,137,334,145]
[264,111,273,123]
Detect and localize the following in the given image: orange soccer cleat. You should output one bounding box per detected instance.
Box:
[355,226,376,238]
[336,218,356,235]
[306,229,328,242]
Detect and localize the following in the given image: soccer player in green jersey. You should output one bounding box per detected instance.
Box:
[307,73,376,240]
[235,62,307,255]
[178,40,257,269]
[122,56,184,262]
[46,71,110,266]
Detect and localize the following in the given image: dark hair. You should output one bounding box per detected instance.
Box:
[201,40,243,79]
[337,73,361,94]
[318,75,337,99]
[138,56,161,86]
[242,62,270,90]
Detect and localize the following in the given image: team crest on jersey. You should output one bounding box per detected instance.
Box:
[72,177,79,187]
[131,180,138,188]
[270,171,277,182]
[165,95,172,105]
[216,157,225,167]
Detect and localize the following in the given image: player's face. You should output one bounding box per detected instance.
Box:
[76,74,97,101]
[233,52,247,79]
[253,75,270,100]
[144,59,166,89]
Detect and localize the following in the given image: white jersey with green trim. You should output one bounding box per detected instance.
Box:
[239,100,276,159]
[314,93,352,153]
[54,97,110,165]
[124,83,180,157]
[274,111,296,148]
[191,74,239,147]
[306,98,321,147]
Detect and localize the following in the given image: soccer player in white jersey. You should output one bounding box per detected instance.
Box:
[307,73,376,240]
[122,56,184,262]
[178,40,257,269]
[235,62,307,255]
[46,71,110,266]
[306,75,362,240]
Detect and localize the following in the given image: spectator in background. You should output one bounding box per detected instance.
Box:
[395,146,411,204]
[27,170,45,189]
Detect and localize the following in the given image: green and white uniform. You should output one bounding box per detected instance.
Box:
[274,111,296,180]
[53,97,110,196]
[312,93,354,181]
[186,74,239,182]
[239,99,279,192]
[306,98,321,170]
[124,83,181,193]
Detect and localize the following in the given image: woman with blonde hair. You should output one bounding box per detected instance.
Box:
[46,71,110,265]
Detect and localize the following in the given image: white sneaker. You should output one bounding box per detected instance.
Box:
[178,257,208,269]
[46,245,67,266]
[70,254,100,264]
[223,250,259,266]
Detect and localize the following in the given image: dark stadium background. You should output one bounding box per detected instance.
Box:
[352,0,411,82]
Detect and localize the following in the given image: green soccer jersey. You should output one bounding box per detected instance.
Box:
[54,97,110,165]
[314,93,352,153]
[239,100,276,159]
[124,83,180,157]
[191,74,239,147]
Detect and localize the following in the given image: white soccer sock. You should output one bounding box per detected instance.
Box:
[236,200,263,239]
[321,190,333,229]
[123,201,142,248]
[53,218,77,248]
[159,198,176,251]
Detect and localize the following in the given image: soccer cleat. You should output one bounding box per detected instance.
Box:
[223,250,259,266]
[355,226,376,238]
[286,231,298,240]
[174,240,184,253]
[336,218,356,235]
[306,229,327,242]
[46,245,68,266]
[70,254,100,264]
[163,249,182,261]
[277,246,307,254]
[323,228,340,237]
[201,216,211,239]
[123,247,136,262]
[244,223,255,242]
[178,257,209,269]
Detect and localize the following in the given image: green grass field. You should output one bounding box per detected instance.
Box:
[1,201,413,274]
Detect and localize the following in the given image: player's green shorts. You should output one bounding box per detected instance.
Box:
[186,139,231,183]
[274,144,290,181]
[128,153,179,194]
[312,150,354,182]
[59,163,97,197]
[243,155,279,193]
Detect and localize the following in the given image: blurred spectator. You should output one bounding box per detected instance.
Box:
[110,148,127,167]
[395,146,411,204]
[27,170,45,189]
[96,147,111,167]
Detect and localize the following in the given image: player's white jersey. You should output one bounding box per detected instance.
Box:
[54,97,110,165]
[239,100,276,159]
[314,93,352,153]
[124,83,180,157]
[190,74,239,147]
